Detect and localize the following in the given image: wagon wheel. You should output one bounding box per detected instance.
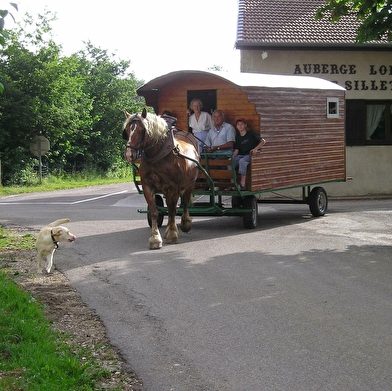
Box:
[309,187,328,217]
[242,195,258,229]
[147,194,165,228]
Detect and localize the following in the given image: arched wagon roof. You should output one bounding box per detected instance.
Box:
[137,69,345,94]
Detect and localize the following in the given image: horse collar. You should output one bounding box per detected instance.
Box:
[141,127,176,163]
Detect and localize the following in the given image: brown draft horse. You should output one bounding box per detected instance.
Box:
[123,108,200,249]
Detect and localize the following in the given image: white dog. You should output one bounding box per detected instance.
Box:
[36,218,77,274]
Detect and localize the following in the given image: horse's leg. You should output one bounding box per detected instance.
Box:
[144,187,163,250]
[164,193,179,244]
[180,187,193,233]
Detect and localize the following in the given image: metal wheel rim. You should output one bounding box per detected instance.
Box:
[317,192,327,213]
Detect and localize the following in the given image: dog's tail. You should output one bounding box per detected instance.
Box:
[48,218,71,227]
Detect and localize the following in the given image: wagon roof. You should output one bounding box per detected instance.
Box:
[137,70,345,94]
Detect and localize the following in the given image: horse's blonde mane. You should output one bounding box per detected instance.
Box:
[124,112,167,141]
[144,112,168,141]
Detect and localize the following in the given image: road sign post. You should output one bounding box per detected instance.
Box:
[30,136,50,182]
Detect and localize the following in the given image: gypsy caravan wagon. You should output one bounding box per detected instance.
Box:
[131,70,346,228]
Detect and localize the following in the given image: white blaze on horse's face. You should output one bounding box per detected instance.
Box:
[129,122,137,144]
[127,119,141,147]
[126,119,143,162]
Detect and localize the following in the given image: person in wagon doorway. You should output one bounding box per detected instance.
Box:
[204,109,236,155]
[188,98,213,150]
[232,118,266,190]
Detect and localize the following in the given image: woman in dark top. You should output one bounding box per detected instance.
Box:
[232,118,266,190]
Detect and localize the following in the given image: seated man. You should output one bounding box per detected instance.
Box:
[204,110,235,156]
[161,110,177,129]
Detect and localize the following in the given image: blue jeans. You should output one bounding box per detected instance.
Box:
[194,130,208,151]
[234,154,250,175]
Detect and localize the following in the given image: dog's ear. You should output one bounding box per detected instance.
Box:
[51,227,64,238]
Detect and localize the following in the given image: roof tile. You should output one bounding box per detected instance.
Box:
[236,0,391,47]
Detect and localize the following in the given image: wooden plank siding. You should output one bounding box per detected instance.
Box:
[156,74,260,131]
[138,71,346,193]
[244,87,346,191]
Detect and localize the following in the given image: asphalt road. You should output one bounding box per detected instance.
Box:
[1,184,392,391]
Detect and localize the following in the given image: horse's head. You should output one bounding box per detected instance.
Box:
[123,108,149,162]
[123,108,170,162]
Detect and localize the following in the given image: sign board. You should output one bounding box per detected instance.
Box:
[30,135,50,157]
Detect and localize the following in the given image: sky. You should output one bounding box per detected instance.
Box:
[11,0,241,82]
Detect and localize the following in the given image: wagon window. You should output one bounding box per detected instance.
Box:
[327,98,339,118]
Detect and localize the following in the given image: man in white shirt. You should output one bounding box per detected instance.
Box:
[204,110,235,155]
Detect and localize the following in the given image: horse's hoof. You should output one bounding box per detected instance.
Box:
[165,239,178,245]
[164,232,178,244]
[149,242,162,250]
[180,216,192,233]
[164,229,178,242]
[149,239,162,250]
[180,224,192,233]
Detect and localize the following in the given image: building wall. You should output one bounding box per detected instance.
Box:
[241,49,392,196]
[241,50,392,100]
[325,146,392,196]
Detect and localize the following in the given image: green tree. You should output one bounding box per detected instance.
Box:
[0,12,93,181]
[75,43,144,172]
[316,0,392,43]
[0,2,18,92]
[0,10,145,184]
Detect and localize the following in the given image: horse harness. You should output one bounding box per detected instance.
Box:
[143,127,177,163]
[126,116,197,164]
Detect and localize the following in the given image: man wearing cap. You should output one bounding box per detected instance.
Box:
[232,118,266,190]
[204,110,236,155]
[161,110,177,129]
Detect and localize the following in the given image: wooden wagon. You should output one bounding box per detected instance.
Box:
[133,70,346,228]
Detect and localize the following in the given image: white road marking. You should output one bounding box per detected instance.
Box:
[0,190,128,205]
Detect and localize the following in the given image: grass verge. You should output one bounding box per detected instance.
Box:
[0,272,113,391]
[0,227,139,391]
[0,170,134,197]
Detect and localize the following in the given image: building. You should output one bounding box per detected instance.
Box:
[236,0,392,196]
